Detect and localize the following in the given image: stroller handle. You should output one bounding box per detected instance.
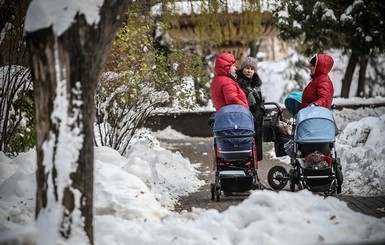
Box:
[263,102,283,114]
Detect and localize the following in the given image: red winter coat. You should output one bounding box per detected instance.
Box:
[211,53,249,111]
[301,53,334,109]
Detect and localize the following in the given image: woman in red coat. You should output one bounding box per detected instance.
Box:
[301,53,334,109]
[211,53,249,111]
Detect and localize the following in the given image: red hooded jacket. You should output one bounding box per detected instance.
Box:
[301,53,334,109]
[211,53,249,111]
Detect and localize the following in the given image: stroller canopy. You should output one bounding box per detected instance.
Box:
[213,105,254,133]
[295,106,336,143]
[284,91,303,116]
[213,104,254,160]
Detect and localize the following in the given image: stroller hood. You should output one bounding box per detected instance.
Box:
[213,104,254,160]
[295,106,336,143]
[213,105,254,132]
[284,91,303,116]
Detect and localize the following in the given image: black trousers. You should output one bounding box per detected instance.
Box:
[253,111,264,161]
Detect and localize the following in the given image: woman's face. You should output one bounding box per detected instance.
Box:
[310,64,316,75]
[242,66,255,79]
[230,63,237,73]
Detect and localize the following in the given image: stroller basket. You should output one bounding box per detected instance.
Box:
[214,105,255,161]
[220,174,254,192]
[303,168,335,190]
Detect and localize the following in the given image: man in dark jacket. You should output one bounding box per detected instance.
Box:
[236,56,265,161]
[301,53,334,109]
[211,52,249,111]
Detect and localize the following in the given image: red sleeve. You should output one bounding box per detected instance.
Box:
[222,83,249,108]
[315,77,333,108]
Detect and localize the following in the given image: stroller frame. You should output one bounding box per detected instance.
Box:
[267,104,343,196]
[211,134,261,202]
[209,104,262,202]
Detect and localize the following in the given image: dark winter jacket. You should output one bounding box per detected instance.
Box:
[301,53,334,109]
[236,69,265,115]
[211,53,249,111]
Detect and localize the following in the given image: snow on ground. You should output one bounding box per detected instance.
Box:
[1,38,385,244]
[1,106,385,244]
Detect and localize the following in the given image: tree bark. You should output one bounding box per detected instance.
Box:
[25,1,132,244]
[248,40,261,58]
[340,51,359,98]
[357,55,369,97]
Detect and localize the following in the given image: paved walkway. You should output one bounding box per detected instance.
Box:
[161,137,385,219]
[337,195,385,218]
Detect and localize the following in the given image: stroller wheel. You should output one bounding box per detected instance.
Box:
[268,166,288,190]
[215,188,221,202]
[213,184,221,202]
[252,175,263,190]
[252,181,261,190]
[289,169,299,192]
[333,158,343,194]
[289,181,295,192]
[336,168,343,194]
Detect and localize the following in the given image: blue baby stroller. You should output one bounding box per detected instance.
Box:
[267,93,343,195]
[210,104,261,201]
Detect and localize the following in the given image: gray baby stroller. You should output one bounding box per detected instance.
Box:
[209,104,261,202]
[267,93,343,195]
[262,101,292,157]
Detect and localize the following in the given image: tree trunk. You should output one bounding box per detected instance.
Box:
[340,51,359,98]
[356,55,369,97]
[25,1,132,244]
[248,40,262,58]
